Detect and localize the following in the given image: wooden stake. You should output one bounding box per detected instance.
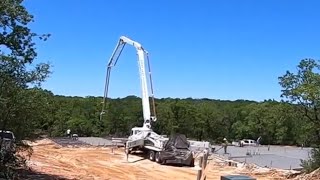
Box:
[201,150,208,180]
[196,156,203,180]
[197,150,210,180]
[125,148,129,162]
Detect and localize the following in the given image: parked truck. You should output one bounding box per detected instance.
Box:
[0,130,16,151]
[100,36,194,166]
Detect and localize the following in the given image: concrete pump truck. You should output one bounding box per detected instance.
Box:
[100,36,194,166]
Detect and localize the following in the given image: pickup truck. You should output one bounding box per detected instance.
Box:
[0,130,16,151]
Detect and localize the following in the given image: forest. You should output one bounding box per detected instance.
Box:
[2,85,318,147]
[1,0,320,178]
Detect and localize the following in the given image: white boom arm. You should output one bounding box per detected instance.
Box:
[101,36,157,129]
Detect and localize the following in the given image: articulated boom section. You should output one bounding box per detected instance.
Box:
[137,49,152,129]
[100,36,157,129]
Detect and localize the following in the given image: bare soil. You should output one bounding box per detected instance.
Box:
[22,139,297,180]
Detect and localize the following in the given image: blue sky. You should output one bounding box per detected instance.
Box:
[23,0,320,101]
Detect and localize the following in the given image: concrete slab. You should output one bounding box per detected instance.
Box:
[50,137,114,147]
[50,137,91,147]
[231,154,302,170]
[211,145,312,170]
[78,137,113,146]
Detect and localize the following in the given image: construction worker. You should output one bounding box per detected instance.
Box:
[222,138,228,154]
[66,129,71,138]
[256,136,262,146]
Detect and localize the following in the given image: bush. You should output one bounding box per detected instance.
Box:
[301,147,320,173]
[0,141,33,179]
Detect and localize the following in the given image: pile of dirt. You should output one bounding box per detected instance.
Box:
[293,168,320,180]
[242,164,299,179]
[208,154,299,179]
[23,138,57,146]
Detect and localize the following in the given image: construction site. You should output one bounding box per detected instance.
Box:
[2,1,320,180]
[14,35,319,180]
[20,137,317,180]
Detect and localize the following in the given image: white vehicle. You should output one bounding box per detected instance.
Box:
[239,139,257,147]
[100,36,194,166]
[0,130,16,151]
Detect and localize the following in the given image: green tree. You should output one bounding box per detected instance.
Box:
[279,58,320,172]
[279,58,320,143]
[0,0,51,138]
[0,0,51,178]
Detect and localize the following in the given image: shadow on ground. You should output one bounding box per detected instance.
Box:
[16,169,76,180]
[128,152,192,167]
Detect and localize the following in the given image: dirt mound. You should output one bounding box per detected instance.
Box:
[23,138,57,146]
[293,168,320,180]
[199,154,294,179]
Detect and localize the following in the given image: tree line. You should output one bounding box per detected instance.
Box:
[10,89,315,147]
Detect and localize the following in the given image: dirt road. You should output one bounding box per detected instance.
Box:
[24,139,290,180]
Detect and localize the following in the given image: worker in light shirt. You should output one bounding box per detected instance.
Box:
[67,129,71,138]
[222,138,229,154]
